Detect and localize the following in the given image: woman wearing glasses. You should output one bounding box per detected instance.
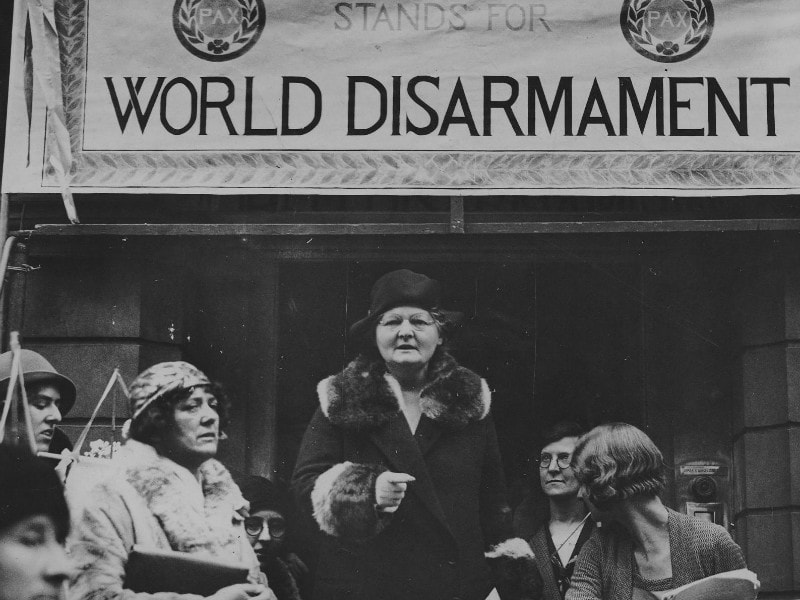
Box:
[566,423,748,600]
[292,269,519,600]
[528,422,594,600]
[237,475,309,600]
[68,362,275,600]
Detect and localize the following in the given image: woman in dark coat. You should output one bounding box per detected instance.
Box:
[291,269,519,600]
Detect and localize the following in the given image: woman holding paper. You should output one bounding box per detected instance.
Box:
[67,361,275,600]
[565,423,747,600]
[292,269,520,600]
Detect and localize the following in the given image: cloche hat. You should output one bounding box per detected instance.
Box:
[127,361,210,424]
[0,349,77,416]
[348,269,461,341]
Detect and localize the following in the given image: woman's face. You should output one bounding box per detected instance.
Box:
[26,384,63,453]
[539,436,581,499]
[375,306,442,370]
[245,509,286,562]
[0,515,70,600]
[162,386,220,467]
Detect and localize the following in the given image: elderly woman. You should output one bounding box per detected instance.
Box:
[0,443,72,600]
[292,269,517,600]
[68,361,274,600]
[566,423,747,600]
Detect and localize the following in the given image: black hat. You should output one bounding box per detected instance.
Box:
[0,350,77,416]
[0,443,70,541]
[235,474,292,516]
[348,269,460,341]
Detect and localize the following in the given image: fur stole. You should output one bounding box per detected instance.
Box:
[318,350,491,431]
[123,442,252,568]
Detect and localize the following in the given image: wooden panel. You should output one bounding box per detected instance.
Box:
[181,254,279,476]
[739,511,797,591]
[740,345,793,428]
[739,429,791,509]
[25,341,181,418]
[22,256,142,338]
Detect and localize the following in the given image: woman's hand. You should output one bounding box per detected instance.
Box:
[375,471,416,513]
[208,583,276,600]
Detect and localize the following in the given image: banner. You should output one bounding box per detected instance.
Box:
[3,0,800,194]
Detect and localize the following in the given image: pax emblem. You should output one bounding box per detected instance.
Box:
[621,0,714,63]
[173,0,266,62]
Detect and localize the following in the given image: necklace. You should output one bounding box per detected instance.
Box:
[553,513,590,554]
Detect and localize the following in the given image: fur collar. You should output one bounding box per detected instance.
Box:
[122,441,260,580]
[318,351,491,431]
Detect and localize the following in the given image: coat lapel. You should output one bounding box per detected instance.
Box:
[413,414,442,456]
[369,413,453,540]
[529,527,562,600]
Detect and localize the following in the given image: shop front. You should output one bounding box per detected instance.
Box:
[2,0,799,595]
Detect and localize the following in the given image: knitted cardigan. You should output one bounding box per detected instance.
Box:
[565,509,746,600]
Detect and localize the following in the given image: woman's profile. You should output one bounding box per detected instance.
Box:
[566,423,748,600]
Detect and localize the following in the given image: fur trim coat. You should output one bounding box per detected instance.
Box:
[67,440,263,600]
[291,351,515,600]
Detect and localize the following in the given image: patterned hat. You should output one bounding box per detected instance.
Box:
[127,361,210,423]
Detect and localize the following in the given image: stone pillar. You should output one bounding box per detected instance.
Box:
[734,257,800,593]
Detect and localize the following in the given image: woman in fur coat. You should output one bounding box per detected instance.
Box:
[67,361,275,600]
[292,269,526,600]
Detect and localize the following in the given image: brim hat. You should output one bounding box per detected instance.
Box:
[348,269,461,342]
[127,361,210,424]
[0,349,77,416]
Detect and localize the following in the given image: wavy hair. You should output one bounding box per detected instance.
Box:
[572,422,666,508]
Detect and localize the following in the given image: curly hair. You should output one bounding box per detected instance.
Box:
[572,422,665,508]
[128,382,231,446]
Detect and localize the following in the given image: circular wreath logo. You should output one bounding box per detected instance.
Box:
[173,0,266,62]
[620,0,714,63]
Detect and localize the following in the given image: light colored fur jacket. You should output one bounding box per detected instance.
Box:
[67,440,262,600]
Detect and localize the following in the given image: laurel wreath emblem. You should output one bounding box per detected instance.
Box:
[623,0,710,58]
[176,0,262,55]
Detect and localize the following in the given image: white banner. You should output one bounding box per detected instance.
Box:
[4,0,800,194]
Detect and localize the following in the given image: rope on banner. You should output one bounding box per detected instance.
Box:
[24,0,79,223]
[38,368,130,473]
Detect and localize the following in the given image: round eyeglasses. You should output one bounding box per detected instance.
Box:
[377,313,436,332]
[539,453,572,470]
[244,515,287,539]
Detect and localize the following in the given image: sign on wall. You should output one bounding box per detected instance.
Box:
[4,0,800,194]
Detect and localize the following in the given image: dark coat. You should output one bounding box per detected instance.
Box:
[291,351,513,600]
